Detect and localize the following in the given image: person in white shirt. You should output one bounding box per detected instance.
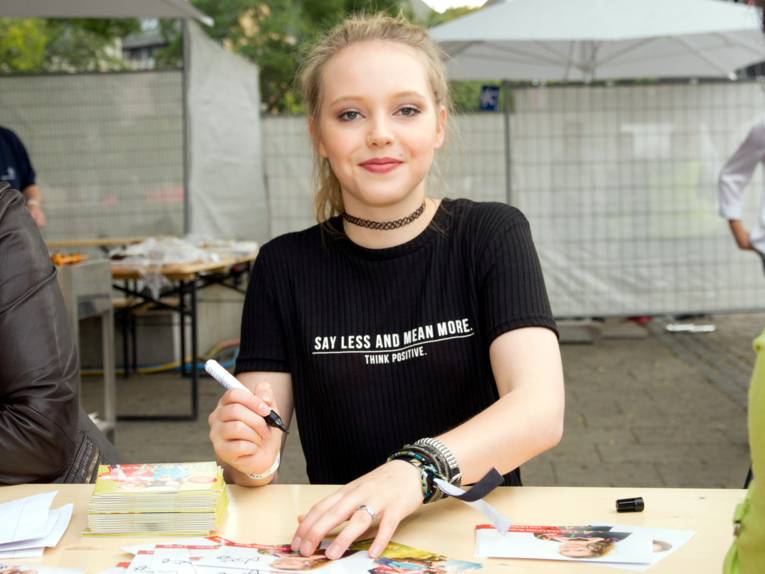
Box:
[719,118,765,261]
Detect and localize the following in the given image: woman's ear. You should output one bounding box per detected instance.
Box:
[434,105,448,149]
[308,117,327,157]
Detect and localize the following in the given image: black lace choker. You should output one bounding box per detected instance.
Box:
[342,201,426,230]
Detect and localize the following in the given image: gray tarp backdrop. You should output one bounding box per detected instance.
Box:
[187,21,267,242]
[0,21,267,244]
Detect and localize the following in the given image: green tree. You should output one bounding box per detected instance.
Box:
[0,18,140,73]
[425,5,476,27]
[0,19,47,73]
[43,19,140,71]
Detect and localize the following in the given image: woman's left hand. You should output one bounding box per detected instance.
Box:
[291,460,423,560]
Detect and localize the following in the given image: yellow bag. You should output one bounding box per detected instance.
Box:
[723,330,765,574]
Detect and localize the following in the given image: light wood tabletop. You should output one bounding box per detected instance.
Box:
[110,255,256,281]
[46,237,147,250]
[0,484,743,573]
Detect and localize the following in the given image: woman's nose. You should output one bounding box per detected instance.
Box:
[366,116,393,147]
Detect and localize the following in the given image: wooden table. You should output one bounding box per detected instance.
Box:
[46,237,147,250]
[0,484,742,573]
[111,256,256,421]
[46,238,256,420]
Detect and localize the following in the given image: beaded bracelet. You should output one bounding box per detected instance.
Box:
[405,444,451,481]
[388,448,444,503]
[247,452,280,481]
[413,438,461,488]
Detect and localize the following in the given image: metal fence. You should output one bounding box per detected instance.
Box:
[262,81,765,317]
[0,71,185,240]
[2,73,764,317]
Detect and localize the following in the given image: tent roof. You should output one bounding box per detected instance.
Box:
[429,0,765,81]
[429,0,762,42]
[0,0,213,26]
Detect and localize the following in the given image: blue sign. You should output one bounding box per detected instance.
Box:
[479,85,500,111]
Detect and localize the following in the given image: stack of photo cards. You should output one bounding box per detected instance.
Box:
[475,524,694,570]
[0,491,74,561]
[86,462,228,536]
[96,536,483,574]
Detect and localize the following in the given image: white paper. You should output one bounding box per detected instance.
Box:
[125,550,178,574]
[435,478,511,534]
[475,525,653,564]
[193,545,296,570]
[0,546,45,559]
[591,525,695,572]
[0,491,57,544]
[0,504,73,552]
[0,565,83,574]
[121,536,220,555]
[122,540,482,574]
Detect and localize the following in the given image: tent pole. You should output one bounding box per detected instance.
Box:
[182,19,192,236]
[502,79,512,204]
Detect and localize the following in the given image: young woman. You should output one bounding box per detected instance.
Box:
[209,13,564,562]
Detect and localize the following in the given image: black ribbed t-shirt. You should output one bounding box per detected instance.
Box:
[235,198,557,485]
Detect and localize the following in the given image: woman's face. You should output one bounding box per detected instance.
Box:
[558,539,603,558]
[314,40,446,214]
[272,554,328,570]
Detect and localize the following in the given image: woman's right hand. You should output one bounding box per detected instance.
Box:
[208,382,282,481]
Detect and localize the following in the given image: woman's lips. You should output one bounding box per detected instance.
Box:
[359,158,402,173]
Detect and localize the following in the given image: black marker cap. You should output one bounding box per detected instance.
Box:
[265,410,289,433]
[616,497,644,513]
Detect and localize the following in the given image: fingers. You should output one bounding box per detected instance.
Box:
[291,491,346,553]
[290,462,423,561]
[300,497,362,555]
[368,515,399,558]
[209,388,276,470]
[252,382,275,408]
[224,387,273,418]
[209,398,270,443]
[324,508,376,559]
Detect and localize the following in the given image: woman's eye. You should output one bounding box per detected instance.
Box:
[397,106,421,117]
[338,110,361,121]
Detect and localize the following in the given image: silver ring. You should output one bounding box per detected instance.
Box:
[358,504,377,520]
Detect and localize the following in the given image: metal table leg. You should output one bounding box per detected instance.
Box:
[101,305,117,442]
[179,279,187,376]
[118,276,198,422]
[190,278,199,420]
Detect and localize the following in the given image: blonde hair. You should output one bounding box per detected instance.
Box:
[299,13,452,223]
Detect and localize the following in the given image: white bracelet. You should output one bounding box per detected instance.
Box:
[247,452,280,481]
[26,198,41,207]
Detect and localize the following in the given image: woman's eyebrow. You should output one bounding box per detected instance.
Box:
[327,90,427,107]
[327,95,364,107]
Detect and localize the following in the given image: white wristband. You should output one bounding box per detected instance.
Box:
[247,452,280,481]
[26,198,41,207]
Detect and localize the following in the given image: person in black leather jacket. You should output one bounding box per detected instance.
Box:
[0,182,116,484]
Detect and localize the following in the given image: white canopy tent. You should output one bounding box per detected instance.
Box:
[0,0,213,26]
[430,0,765,83]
